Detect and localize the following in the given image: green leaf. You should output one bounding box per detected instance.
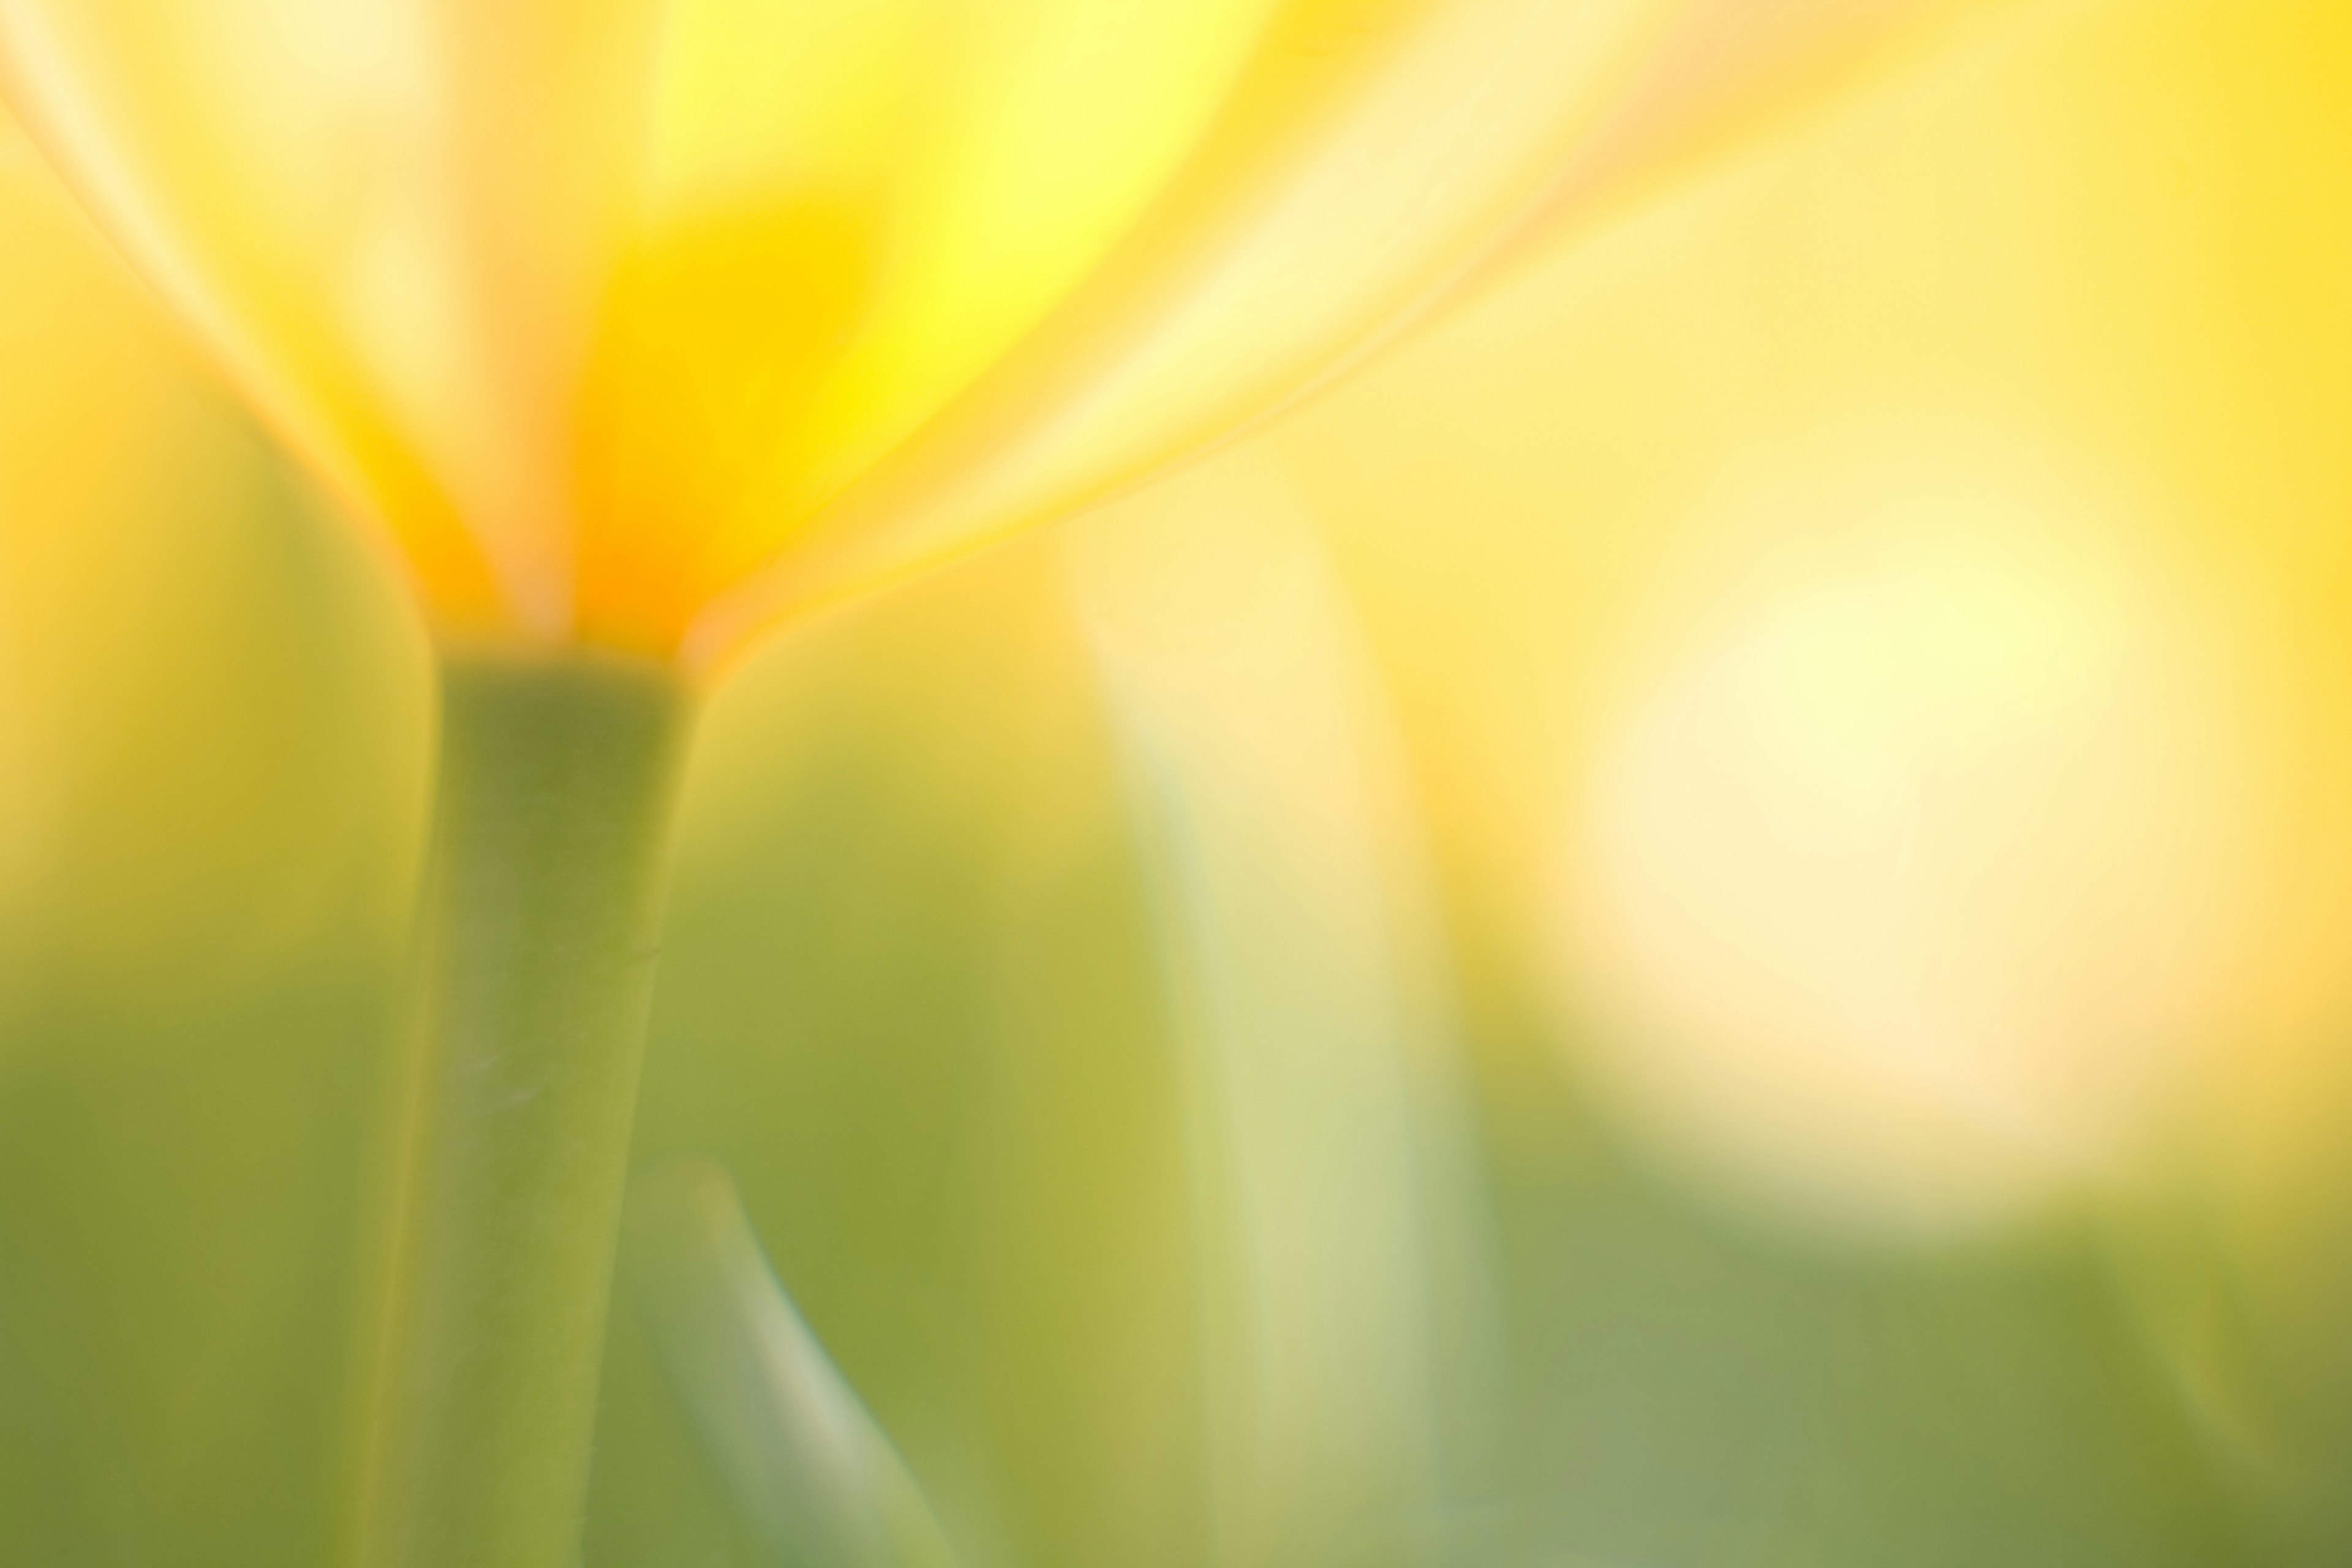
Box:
[624,1161,957,1568]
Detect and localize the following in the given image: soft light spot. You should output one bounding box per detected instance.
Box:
[1562,488,2253,1242]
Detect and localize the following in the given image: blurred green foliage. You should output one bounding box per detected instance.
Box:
[0,461,2302,1566]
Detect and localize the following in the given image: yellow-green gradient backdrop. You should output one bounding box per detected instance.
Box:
[3,1,2350,1564]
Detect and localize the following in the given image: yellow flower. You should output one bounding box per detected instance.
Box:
[0,0,2005,669]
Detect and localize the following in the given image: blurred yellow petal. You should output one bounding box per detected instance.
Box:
[696,0,2031,662]
[0,0,1305,653]
[1,1,2024,666]
[693,0,1678,658]
[1487,0,2029,275]
[577,0,1281,652]
[0,0,536,629]
[0,96,407,983]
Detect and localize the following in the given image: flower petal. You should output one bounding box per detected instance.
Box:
[690,0,1678,662]
[1493,0,2031,272]
[692,0,2028,665]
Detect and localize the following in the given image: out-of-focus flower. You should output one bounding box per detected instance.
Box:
[0,0,2013,669]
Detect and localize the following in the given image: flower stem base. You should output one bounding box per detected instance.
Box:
[361,650,695,1568]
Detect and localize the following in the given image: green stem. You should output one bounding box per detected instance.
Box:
[360,650,696,1568]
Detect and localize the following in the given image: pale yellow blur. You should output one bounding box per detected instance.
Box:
[1069,458,1476,1566]
[0,100,416,984]
[1567,478,2252,1238]
[1275,0,2352,1240]
[0,0,2015,665]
